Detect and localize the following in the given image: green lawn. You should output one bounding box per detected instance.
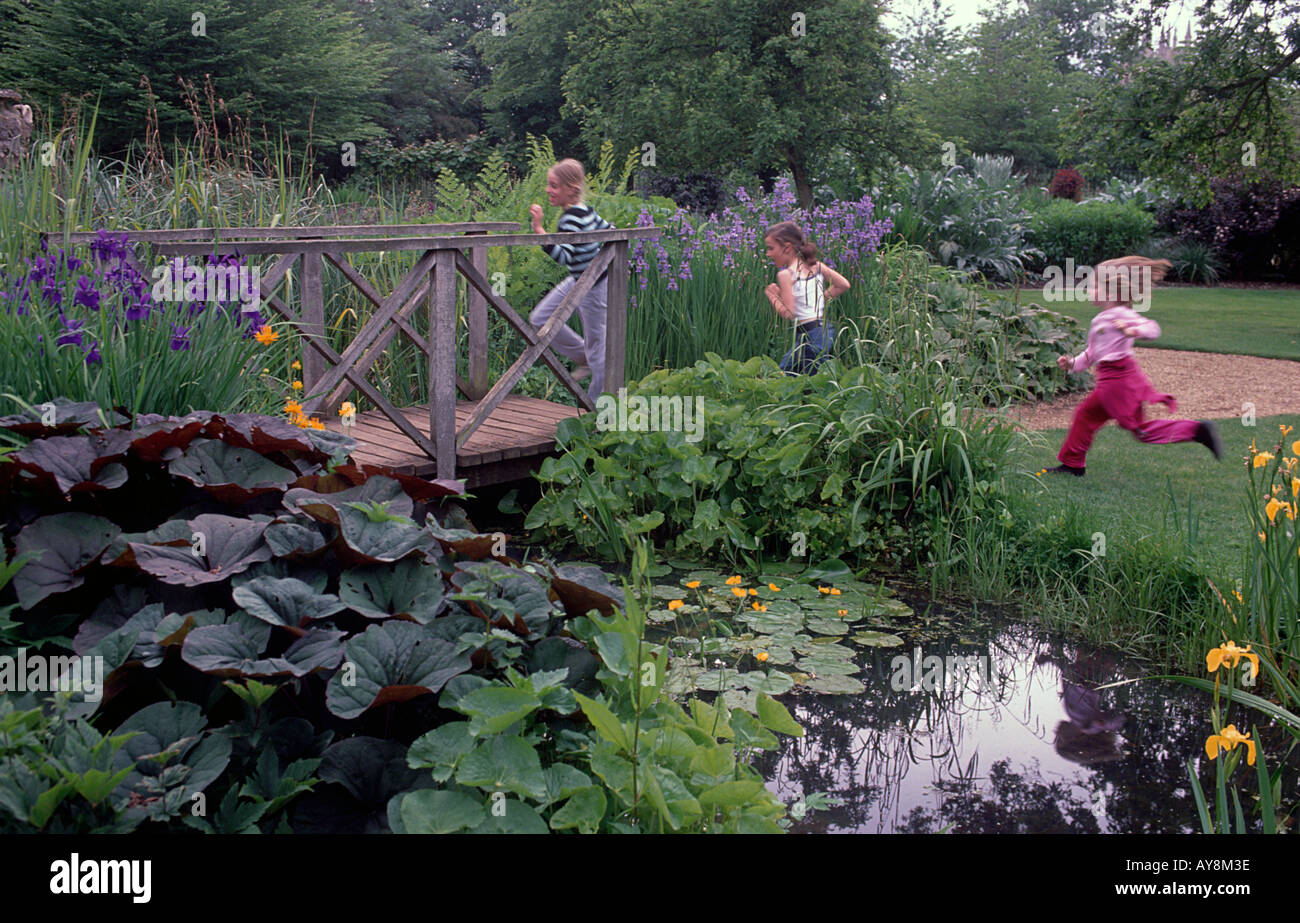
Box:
[1030,286,1300,361]
[1008,413,1298,581]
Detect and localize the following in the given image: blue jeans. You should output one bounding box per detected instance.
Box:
[779,320,833,374]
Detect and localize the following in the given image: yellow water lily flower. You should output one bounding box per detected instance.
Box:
[755,651,770,663]
[751,602,767,612]
[1253,452,1274,468]
[768,582,780,592]
[339,401,356,417]
[748,588,758,596]
[829,588,842,596]
[1206,642,1259,682]
[818,587,831,595]
[725,575,742,586]
[685,580,701,589]
[1206,724,1255,766]
[283,399,303,416]
[254,325,278,345]
[837,609,848,617]
[731,587,747,598]
[667,599,684,611]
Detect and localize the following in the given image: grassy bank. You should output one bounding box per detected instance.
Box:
[1026,286,1300,360]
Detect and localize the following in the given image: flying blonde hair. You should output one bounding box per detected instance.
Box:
[1089,255,1173,305]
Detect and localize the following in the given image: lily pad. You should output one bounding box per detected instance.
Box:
[850,631,906,648]
[803,674,866,695]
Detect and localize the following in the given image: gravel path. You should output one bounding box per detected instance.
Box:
[1007,347,1300,431]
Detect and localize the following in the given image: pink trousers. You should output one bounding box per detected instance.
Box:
[1057,356,1201,467]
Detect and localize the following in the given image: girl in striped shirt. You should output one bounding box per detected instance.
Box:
[529,158,614,399]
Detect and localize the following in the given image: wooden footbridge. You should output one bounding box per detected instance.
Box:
[51,221,659,487]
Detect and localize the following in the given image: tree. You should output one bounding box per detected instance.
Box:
[1062,0,1300,203]
[556,0,907,208]
[0,0,391,167]
[471,0,586,154]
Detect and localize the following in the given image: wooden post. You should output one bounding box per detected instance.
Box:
[430,249,458,480]
[299,249,328,409]
[466,230,489,399]
[604,240,629,395]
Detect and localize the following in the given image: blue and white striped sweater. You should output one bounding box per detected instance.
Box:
[546,204,613,278]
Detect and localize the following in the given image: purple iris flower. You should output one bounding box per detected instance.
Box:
[73,275,101,311]
[170,323,192,351]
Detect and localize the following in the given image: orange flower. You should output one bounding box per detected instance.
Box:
[837,609,848,617]
[1254,452,1274,468]
[755,651,770,663]
[339,401,356,418]
[685,580,701,589]
[829,588,842,596]
[254,325,278,345]
[283,399,303,416]
[768,582,780,592]
[1292,439,1300,456]
[731,587,747,598]
[1206,642,1259,682]
[725,575,742,586]
[1266,497,1284,523]
[291,360,302,371]
[667,599,684,611]
[818,587,831,595]
[748,588,758,596]
[751,602,767,612]
[291,380,304,391]
[1206,724,1255,766]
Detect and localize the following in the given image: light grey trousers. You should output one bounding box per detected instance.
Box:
[529,273,608,399]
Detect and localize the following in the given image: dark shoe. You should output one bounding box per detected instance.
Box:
[1194,420,1223,460]
[1041,464,1086,477]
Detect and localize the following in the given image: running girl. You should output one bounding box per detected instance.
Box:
[763,221,850,374]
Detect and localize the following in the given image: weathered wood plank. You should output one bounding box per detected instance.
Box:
[466,231,489,400]
[151,226,660,256]
[300,251,326,406]
[49,222,518,243]
[605,239,628,394]
[430,250,458,480]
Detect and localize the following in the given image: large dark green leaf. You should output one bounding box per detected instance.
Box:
[181,623,344,678]
[264,517,333,559]
[338,560,446,623]
[11,431,132,496]
[450,561,559,639]
[293,737,431,834]
[396,789,486,834]
[548,564,625,617]
[169,438,297,503]
[13,513,120,609]
[283,476,413,525]
[231,576,346,630]
[335,504,435,563]
[0,398,127,437]
[128,514,271,587]
[324,621,472,719]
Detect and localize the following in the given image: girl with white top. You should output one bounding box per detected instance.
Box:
[763,221,850,374]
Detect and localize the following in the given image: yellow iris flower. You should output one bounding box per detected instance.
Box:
[1253,452,1274,468]
[1206,642,1259,682]
[1205,724,1255,766]
[1266,497,1284,522]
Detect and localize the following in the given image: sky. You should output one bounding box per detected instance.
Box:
[879,0,1202,40]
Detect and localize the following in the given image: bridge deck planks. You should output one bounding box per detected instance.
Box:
[324,394,583,487]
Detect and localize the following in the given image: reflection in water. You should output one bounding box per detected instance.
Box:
[756,618,1292,834]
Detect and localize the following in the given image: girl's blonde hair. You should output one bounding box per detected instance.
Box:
[1090,255,1173,305]
[765,221,818,266]
[550,158,587,202]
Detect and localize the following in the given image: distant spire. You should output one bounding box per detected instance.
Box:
[1185,23,1192,44]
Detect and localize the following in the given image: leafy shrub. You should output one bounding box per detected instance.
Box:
[0,403,800,833]
[352,134,530,187]
[525,353,1020,569]
[874,162,1041,282]
[1156,176,1300,281]
[1048,167,1084,200]
[1029,200,1155,269]
[1080,176,1174,213]
[634,168,728,215]
[1141,237,1223,284]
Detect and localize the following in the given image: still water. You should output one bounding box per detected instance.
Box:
[756,613,1274,834]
